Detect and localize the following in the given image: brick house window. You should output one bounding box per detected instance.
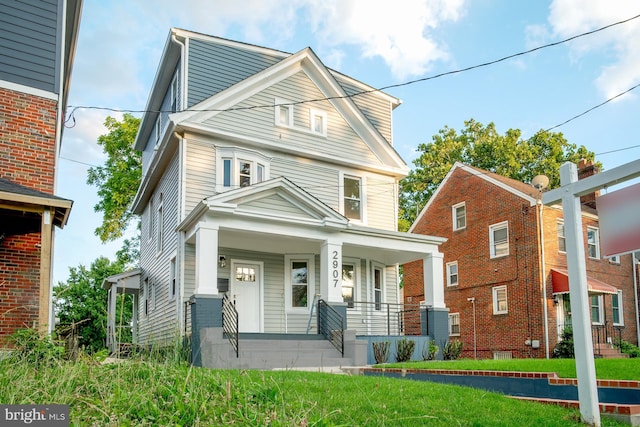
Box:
[557,221,566,253]
[609,255,620,265]
[489,221,509,258]
[591,295,603,324]
[446,261,458,287]
[612,290,623,326]
[449,312,460,336]
[452,202,466,231]
[587,227,600,259]
[493,285,508,315]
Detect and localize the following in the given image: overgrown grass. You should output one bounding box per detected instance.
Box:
[0,356,630,426]
[384,358,640,380]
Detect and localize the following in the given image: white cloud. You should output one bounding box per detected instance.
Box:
[304,0,466,80]
[547,0,640,99]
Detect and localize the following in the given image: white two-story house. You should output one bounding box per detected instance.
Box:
[125,29,447,368]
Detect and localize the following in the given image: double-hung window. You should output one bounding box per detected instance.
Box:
[493,285,508,315]
[449,313,460,336]
[446,261,458,287]
[170,256,177,299]
[591,295,603,324]
[612,290,624,326]
[557,221,566,253]
[609,255,621,265]
[452,202,466,231]
[587,227,600,259]
[489,221,509,258]
[170,75,179,113]
[373,265,384,311]
[343,175,362,221]
[342,263,356,308]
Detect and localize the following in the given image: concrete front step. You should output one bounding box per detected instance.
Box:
[595,346,629,359]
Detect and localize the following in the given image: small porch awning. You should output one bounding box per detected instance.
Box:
[550,268,618,295]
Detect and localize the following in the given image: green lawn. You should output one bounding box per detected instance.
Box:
[0,357,630,426]
[384,358,640,380]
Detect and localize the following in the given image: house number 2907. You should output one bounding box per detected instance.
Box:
[332,250,339,287]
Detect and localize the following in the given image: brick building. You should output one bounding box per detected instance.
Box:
[404,161,639,359]
[0,0,82,341]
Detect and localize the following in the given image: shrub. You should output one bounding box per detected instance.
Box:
[442,340,463,360]
[8,328,65,366]
[615,339,640,358]
[553,327,574,358]
[372,341,390,364]
[395,338,416,362]
[422,341,439,361]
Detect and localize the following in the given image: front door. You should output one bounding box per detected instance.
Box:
[230,261,262,332]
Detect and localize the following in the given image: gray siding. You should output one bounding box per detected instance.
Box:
[184,138,216,214]
[203,71,384,167]
[270,158,339,208]
[366,175,397,230]
[0,0,58,92]
[244,193,314,219]
[138,152,181,344]
[187,39,282,107]
[333,74,394,145]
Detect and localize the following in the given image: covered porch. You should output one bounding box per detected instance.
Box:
[102,269,141,354]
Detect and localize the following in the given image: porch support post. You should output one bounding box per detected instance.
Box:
[131,293,138,343]
[194,223,219,295]
[106,286,116,353]
[423,251,445,309]
[320,240,342,302]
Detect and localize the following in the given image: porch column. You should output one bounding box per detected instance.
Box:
[423,251,445,308]
[39,208,53,332]
[320,240,343,302]
[194,223,219,295]
[131,293,138,343]
[106,286,116,352]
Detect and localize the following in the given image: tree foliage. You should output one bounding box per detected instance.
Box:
[54,256,130,353]
[87,113,142,242]
[399,119,598,230]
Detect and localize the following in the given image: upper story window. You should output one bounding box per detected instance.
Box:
[147,198,154,241]
[493,285,508,315]
[446,261,458,287]
[343,175,363,221]
[310,108,327,136]
[274,98,293,127]
[217,148,270,192]
[609,255,621,265]
[557,221,566,253]
[587,226,600,259]
[489,221,509,258]
[452,202,466,231]
[155,117,161,145]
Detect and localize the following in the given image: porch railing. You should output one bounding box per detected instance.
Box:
[317,299,344,356]
[347,301,424,336]
[222,294,239,358]
[592,322,624,356]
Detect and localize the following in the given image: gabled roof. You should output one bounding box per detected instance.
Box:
[0,178,73,227]
[178,177,348,234]
[410,162,538,232]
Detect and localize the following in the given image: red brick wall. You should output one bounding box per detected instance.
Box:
[0,233,41,344]
[0,87,57,193]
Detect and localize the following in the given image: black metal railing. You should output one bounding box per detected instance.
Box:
[222,294,239,358]
[592,322,624,356]
[347,301,425,336]
[317,299,344,356]
[183,301,192,337]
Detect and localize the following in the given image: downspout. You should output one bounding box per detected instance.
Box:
[538,199,550,358]
[633,252,640,345]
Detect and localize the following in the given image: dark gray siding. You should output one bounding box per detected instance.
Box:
[187,39,282,107]
[0,0,58,92]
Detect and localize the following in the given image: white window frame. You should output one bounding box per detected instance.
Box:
[587,226,600,259]
[452,202,466,231]
[156,193,163,254]
[489,221,509,259]
[446,261,458,287]
[284,254,315,312]
[340,173,366,223]
[216,147,270,192]
[613,290,624,326]
[493,285,508,315]
[274,97,293,128]
[170,74,178,113]
[309,108,327,136]
[609,255,621,265]
[147,198,154,242]
[342,258,360,310]
[591,294,603,325]
[372,263,385,311]
[557,221,566,253]
[169,255,177,299]
[449,312,460,336]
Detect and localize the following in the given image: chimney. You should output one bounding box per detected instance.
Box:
[577,159,600,209]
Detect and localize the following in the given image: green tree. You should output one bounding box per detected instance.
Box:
[87,113,142,242]
[54,257,128,353]
[399,119,597,230]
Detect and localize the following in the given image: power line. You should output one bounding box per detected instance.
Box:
[67,13,640,116]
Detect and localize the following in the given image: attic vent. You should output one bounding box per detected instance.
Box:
[493,351,512,360]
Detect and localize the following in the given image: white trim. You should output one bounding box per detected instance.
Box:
[309,108,327,136]
[169,253,177,300]
[590,294,603,325]
[449,312,460,336]
[230,259,265,332]
[452,202,466,231]
[0,79,58,100]
[557,220,566,254]
[489,221,509,259]
[613,289,624,326]
[372,262,385,310]
[342,257,361,310]
[340,172,367,224]
[216,146,271,192]
[587,226,600,259]
[274,97,294,128]
[446,261,458,287]
[284,254,315,313]
[493,285,508,315]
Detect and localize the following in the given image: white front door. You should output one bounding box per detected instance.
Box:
[230,261,263,332]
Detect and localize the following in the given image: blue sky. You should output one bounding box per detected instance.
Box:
[54,0,640,284]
